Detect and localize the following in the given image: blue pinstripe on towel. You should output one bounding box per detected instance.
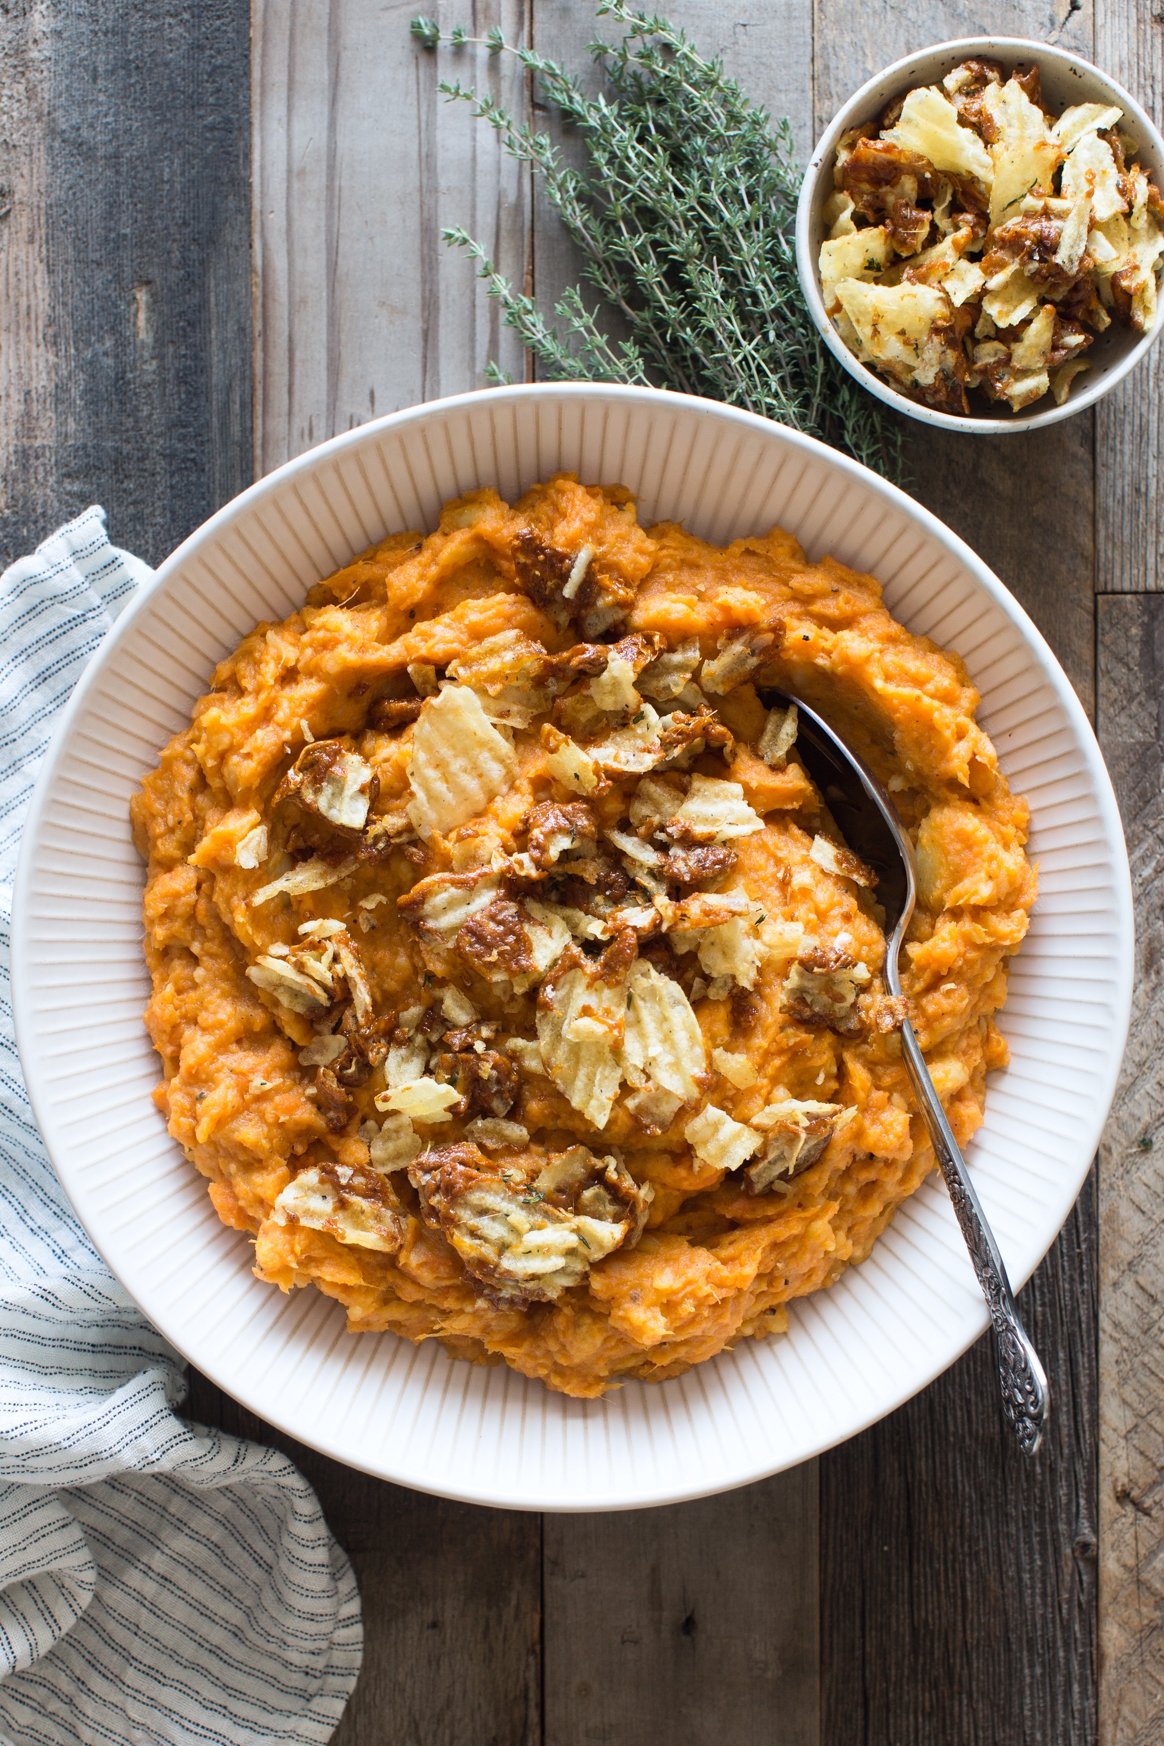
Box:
[0,508,362,1745]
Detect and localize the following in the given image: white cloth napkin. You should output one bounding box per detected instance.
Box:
[0,508,363,1745]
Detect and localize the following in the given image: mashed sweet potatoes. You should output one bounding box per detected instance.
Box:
[131,474,1035,1397]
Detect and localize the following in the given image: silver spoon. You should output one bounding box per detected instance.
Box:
[770,690,1050,1457]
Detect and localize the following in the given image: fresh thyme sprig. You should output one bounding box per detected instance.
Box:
[411,4,904,481]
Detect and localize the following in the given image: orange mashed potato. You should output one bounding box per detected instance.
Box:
[132,474,1035,1397]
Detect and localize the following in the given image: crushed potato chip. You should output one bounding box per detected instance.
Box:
[699,628,776,696]
[586,704,665,774]
[1050,358,1091,403]
[537,962,628,1129]
[981,260,1042,328]
[629,772,686,833]
[274,1166,403,1252]
[746,1101,855,1193]
[1009,302,1057,372]
[883,84,993,184]
[696,914,769,991]
[620,959,705,1102]
[505,1036,546,1075]
[637,638,700,702]
[1060,129,1126,224]
[624,1083,685,1132]
[1054,194,1094,275]
[414,871,503,938]
[981,77,1063,227]
[782,946,870,1031]
[406,685,518,839]
[298,1033,347,1067]
[368,1113,423,1173]
[587,654,642,713]
[684,1103,763,1173]
[712,1047,758,1089]
[413,1165,626,1301]
[440,985,478,1026]
[757,702,798,767]
[823,189,856,236]
[383,1036,429,1087]
[667,774,765,844]
[542,724,601,796]
[834,279,957,393]
[375,1077,461,1122]
[810,834,876,887]
[247,955,332,1013]
[235,823,269,869]
[940,257,987,306]
[1053,102,1123,153]
[252,854,355,906]
[464,1117,530,1150]
[407,662,438,696]
[819,226,893,313]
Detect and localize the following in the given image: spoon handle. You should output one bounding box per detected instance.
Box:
[898,1022,1050,1456]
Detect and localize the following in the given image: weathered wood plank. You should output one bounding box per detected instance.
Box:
[526,12,822,1745]
[1096,594,1164,1746]
[814,8,1100,1743]
[530,0,814,332]
[899,417,1097,719]
[1095,7,1164,591]
[248,9,546,1742]
[0,0,253,567]
[822,1176,1098,1746]
[543,1466,819,1746]
[185,1374,542,1746]
[810,0,1093,136]
[0,0,53,568]
[252,0,531,477]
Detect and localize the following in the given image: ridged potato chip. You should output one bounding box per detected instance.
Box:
[407,685,518,839]
[684,1103,763,1173]
[620,959,705,1103]
[667,774,764,844]
[274,1166,404,1251]
[537,962,628,1130]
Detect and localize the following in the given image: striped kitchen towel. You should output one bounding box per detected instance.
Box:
[0,508,362,1746]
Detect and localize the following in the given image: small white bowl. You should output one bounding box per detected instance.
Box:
[795,37,1164,434]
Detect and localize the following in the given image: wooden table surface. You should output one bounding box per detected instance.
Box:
[4,2,1162,1742]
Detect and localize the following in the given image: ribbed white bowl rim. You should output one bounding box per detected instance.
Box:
[11,384,1133,1511]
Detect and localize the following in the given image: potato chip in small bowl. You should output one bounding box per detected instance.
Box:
[795,37,1164,431]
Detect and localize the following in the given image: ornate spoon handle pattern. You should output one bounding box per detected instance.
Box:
[899,1024,1050,1457]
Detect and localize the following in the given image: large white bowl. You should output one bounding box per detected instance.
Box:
[12,384,1132,1511]
[795,37,1164,434]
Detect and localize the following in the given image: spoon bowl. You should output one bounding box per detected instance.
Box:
[768,691,1051,1457]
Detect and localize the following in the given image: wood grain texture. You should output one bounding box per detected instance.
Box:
[1096,596,1164,1746]
[543,1466,819,1746]
[901,416,1096,718]
[815,8,1100,1744]
[530,0,814,335]
[526,13,823,1744]
[185,1373,542,1746]
[822,1176,1098,1746]
[252,0,531,477]
[0,0,53,564]
[1094,9,1164,590]
[0,0,253,567]
[810,0,1094,130]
